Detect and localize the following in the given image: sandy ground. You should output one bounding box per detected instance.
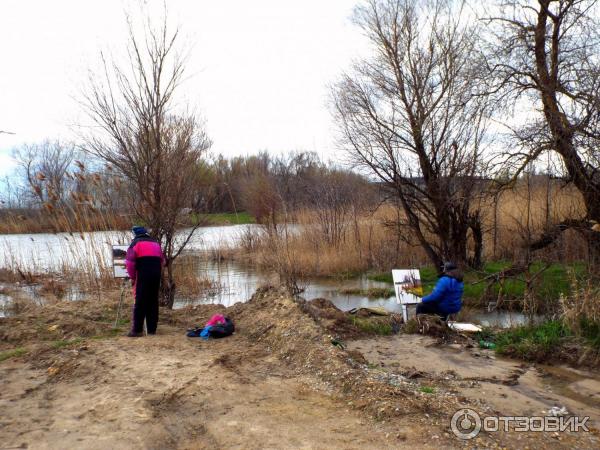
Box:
[0,326,414,450]
[1,287,599,449]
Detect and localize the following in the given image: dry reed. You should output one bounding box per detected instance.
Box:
[227,182,589,278]
[560,274,600,334]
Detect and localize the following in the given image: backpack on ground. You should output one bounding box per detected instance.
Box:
[208,317,235,338]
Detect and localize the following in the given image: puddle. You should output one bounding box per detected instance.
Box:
[539,365,600,410]
[347,334,600,425]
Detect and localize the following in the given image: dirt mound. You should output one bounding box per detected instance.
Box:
[215,287,456,418]
[296,297,364,338]
[165,286,449,419]
[0,293,120,349]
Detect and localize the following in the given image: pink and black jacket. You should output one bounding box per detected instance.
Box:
[125,234,165,287]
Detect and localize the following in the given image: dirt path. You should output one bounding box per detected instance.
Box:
[0,326,423,450]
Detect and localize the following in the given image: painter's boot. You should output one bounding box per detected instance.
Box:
[127,331,143,337]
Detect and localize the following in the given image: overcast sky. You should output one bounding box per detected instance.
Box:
[0,0,369,177]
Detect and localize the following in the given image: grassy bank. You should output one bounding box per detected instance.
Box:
[339,287,395,298]
[474,319,600,365]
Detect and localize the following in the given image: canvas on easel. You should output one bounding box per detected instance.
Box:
[111,245,130,278]
[392,269,423,322]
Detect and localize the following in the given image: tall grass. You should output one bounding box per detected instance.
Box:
[481,181,587,262]
[560,274,600,348]
[0,207,130,235]
[0,204,131,302]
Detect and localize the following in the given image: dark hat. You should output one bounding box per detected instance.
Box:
[131,226,148,236]
[442,261,458,273]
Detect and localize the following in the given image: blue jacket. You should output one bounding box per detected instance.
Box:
[421,275,463,314]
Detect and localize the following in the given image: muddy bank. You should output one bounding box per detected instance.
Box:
[347,335,600,425]
[1,286,598,449]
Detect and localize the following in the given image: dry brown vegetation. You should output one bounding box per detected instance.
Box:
[225,179,588,279]
[481,179,587,262]
[0,208,129,235]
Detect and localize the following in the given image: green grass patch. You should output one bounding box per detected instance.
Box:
[113,317,130,327]
[52,338,83,349]
[367,273,393,283]
[0,347,28,362]
[494,321,571,360]
[349,316,393,335]
[474,327,496,343]
[419,386,436,394]
[194,211,255,226]
[474,318,600,362]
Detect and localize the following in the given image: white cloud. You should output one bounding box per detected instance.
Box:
[0,0,369,162]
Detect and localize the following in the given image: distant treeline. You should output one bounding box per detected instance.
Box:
[0,143,377,232]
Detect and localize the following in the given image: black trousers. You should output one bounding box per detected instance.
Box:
[416,301,448,321]
[132,276,160,333]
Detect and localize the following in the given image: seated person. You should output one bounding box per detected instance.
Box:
[416,262,463,320]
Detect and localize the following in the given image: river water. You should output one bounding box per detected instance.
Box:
[0,225,533,326]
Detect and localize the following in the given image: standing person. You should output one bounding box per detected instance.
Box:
[125,226,165,337]
[416,262,464,320]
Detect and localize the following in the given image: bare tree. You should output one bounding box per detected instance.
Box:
[13,140,77,209]
[484,0,600,263]
[81,12,211,307]
[332,0,489,269]
[304,168,368,248]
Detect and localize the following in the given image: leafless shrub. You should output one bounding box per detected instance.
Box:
[81,9,211,307]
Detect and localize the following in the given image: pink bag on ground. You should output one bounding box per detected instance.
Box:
[206,314,226,327]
